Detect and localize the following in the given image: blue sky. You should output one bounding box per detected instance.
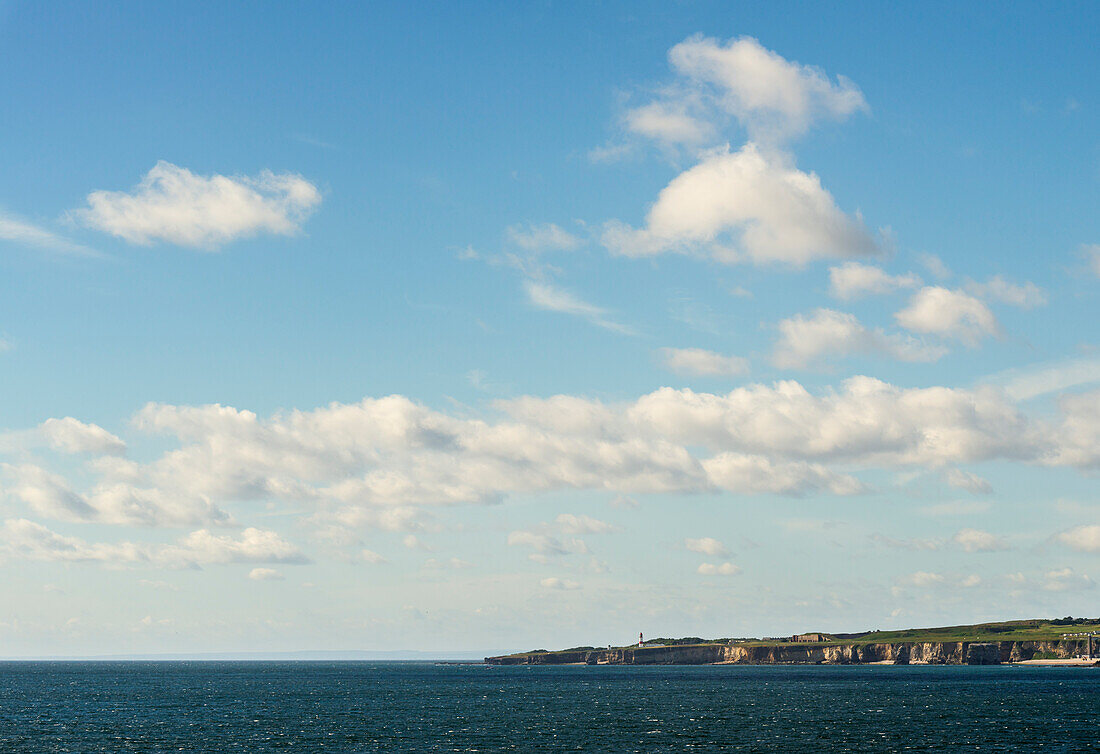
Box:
[1,1,1099,656]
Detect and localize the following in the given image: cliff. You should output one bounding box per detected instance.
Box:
[485,639,1091,666]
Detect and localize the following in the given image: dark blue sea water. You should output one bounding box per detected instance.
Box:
[0,662,1097,752]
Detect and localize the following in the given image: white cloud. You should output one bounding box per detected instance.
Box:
[828,262,920,300]
[2,464,99,521]
[507,530,588,561]
[624,102,715,146]
[772,308,946,368]
[960,575,982,588]
[895,287,999,346]
[662,35,867,143]
[990,357,1100,401]
[609,494,639,509]
[603,144,879,267]
[951,528,1008,553]
[12,376,1100,539]
[39,417,126,456]
[540,577,581,590]
[900,571,945,587]
[358,549,388,564]
[555,514,615,535]
[702,453,863,495]
[1057,525,1100,552]
[506,223,583,252]
[917,252,951,280]
[402,534,431,551]
[0,210,98,257]
[944,469,993,495]
[684,537,728,556]
[73,161,321,248]
[660,347,749,376]
[1042,568,1094,592]
[524,280,632,334]
[0,519,307,569]
[697,562,741,576]
[423,557,472,570]
[248,567,284,581]
[967,276,1046,309]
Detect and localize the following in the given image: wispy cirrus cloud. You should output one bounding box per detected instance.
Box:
[0,210,99,257]
[524,280,634,334]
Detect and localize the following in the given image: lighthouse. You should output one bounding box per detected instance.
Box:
[638,632,643,647]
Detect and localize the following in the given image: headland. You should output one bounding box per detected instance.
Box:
[485,618,1100,666]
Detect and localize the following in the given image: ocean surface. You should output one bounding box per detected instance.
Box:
[1,661,1097,751]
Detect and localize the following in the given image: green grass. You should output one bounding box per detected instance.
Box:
[493,618,1100,658]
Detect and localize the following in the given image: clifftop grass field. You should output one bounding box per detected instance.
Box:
[508,618,1100,658]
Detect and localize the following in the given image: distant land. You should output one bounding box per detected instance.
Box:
[1,650,491,662]
[486,618,1100,667]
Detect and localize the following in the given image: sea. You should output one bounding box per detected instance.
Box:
[0,661,1097,751]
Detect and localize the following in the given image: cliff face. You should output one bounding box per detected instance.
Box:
[485,639,1089,666]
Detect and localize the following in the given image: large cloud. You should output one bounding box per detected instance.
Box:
[895,287,999,346]
[828,262,920,301]
[771,308,945,368]
[39,417,126,456]
[0,519,307,569]
[664,35,867,143]
[602,144,879,266]
[624,35,867,148]
[73,161,321,248]
[5,379,1099,531]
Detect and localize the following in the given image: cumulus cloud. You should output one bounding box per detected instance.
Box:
[39,417,126,456]
[917,253,951,280]
[508,530,589,562]
[603,144,879,267]
[0,519,307,569]
[895,287,999,346]
[1,461,231,528]
[358,549,388,564]
[828,262,920,300]
[659,347,749,376]
[630,35,867,146]
[625,102,715,146]
[966,276,1046,309]
[423,557,472,570]
[555,513,615,535]
[540,577,581,590]
[701,453,863,495]
[899,571,945,587]
[248,567,284,581]
[1041,568,1094,592]
[685,537,728,556]
[1057,525,1100,552]
[951,528,1008,552]
[73,161,321,248]
[697,562,741,576]
[2,464,99,521]
[524,280,633,334]
[772,308,946,368]
[11,376,1100,536]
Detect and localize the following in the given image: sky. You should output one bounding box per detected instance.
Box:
[1,1,1099,657]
